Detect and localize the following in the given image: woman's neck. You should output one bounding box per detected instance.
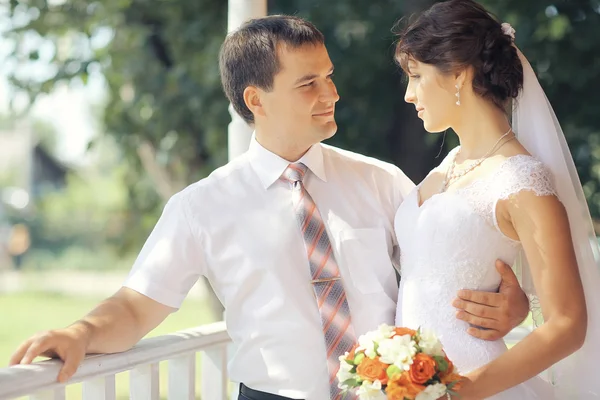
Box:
[452,102,512,160]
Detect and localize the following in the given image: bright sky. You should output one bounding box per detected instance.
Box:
[0,3,107,165]
[0,77,103,164]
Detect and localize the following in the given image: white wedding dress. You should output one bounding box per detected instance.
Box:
[394,149,557,399]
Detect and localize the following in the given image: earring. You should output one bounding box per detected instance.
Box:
[455,84,461,106]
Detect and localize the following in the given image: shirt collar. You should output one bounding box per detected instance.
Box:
[247,134,327,189]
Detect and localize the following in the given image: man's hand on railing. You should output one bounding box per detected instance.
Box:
[9,324,91,383]
[8,288,175,383]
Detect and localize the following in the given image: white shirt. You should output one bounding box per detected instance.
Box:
[124,137,415,399]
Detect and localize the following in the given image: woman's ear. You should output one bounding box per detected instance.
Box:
[454,66,473,90]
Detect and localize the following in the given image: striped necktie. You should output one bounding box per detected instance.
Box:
[281,163,356,400]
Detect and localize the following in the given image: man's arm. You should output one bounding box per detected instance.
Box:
[9,287,174,382]
[452,260,530,341]
[9,191,206,383]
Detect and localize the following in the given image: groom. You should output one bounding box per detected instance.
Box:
[10,15,530,400]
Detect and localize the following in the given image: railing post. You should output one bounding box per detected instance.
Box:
[201,346,228,400]
[82,375,116,400]
[228,341,240,400]
[130,363,160,400]
[168,354,196,399]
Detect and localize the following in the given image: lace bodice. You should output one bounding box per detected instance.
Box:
[435,150,557,229]
[393,151,557,398]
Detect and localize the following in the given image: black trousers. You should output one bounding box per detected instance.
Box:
[238,383,302,400]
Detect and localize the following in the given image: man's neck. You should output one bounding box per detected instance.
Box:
[255,130,313,162]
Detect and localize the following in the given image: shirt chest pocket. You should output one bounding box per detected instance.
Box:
[337,228,394,294]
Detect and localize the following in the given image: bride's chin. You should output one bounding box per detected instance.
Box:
[423,124,446,134]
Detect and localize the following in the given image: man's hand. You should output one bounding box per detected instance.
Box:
[8,288,174,383]
[452,260,529,341]
[9,323,91,383]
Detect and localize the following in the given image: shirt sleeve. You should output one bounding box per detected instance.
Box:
[392,166,416,208]
[387,165,415,277]
[123,190,206,309]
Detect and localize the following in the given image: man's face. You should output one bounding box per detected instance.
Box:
[259,43,339,150]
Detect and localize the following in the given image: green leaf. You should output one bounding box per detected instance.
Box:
[342,378,361,388]
[386,365,402,379]
[353,352,365,365]
[434,356,449,372]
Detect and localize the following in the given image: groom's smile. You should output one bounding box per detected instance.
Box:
[312,107,335,118]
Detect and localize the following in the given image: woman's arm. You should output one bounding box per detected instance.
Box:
[455,191,587,399]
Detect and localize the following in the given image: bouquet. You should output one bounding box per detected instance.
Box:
[337,324,464,400]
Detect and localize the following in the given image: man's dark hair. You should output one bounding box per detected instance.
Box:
[219,15,325,124]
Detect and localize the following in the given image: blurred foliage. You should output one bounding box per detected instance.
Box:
[4,0,600,230]
[31,167,127,251]
[5,0,231,256]
[481,0,600,218]
[0,114,134,267]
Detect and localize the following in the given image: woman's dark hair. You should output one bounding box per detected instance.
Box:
[394,0,523,110]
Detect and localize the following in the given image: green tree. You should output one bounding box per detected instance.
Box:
[5,1,600,319]
[5,0,231,226]
[479,0,600,221]
[5,0,233,317]
[8,1,598,206]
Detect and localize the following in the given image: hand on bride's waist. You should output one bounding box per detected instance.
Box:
[451,260,529,341]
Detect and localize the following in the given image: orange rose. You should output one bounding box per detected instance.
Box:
[409,353,437,384]
[394,327,417,337]
[385,379,410,400]
[356,357,389,385]
[388,373,425,400]
[442,372,465,391]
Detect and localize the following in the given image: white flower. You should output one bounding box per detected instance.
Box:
[418,329,444,357]
[377,323,396,338]
[416,383,448,400]
[357,324,394,358]
[501,22,516,40]
[356,380,387,400]
[337,355,356,389]
[357,335,377,359]
[377,334,417,371]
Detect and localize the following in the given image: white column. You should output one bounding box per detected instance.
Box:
[227,0,267,161]
[225,2,266,395]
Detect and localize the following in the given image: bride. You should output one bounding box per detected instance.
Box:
[392,0,600,398]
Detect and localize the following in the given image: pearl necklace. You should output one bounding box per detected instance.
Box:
[440,128,514,193]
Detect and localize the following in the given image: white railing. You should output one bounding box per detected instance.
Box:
[0,321,236,400]
[0,322,534,400]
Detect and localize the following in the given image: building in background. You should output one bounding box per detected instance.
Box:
[0,120,71,269]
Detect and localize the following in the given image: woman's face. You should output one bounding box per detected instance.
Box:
[404,58,459,133]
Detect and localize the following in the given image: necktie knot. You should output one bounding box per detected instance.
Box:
[282,163,308,184]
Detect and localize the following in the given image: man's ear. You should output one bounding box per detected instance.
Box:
[243,86,265,118]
